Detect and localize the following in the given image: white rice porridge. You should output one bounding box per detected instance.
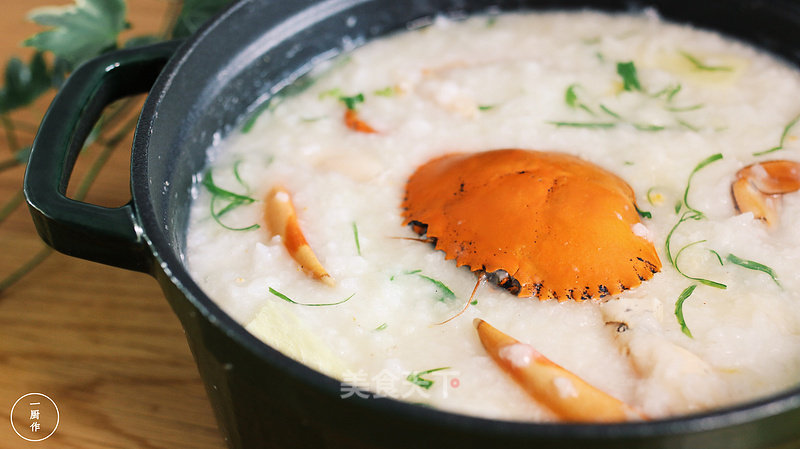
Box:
[186,10,800,421]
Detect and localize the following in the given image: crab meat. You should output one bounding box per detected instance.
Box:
[401,149,661,301]
[731,160,800,227]
[601,299,727,415]
[265,186,334,286]
[475,319,646,422]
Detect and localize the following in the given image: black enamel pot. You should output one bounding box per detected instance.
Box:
[23,0,800,448]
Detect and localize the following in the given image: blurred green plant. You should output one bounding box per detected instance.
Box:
[0,0,234,293]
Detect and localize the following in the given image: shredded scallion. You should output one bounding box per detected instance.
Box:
[352,222,362,256]
[666,104,704,112]
[725,254,781,287]
[241,101,271,133]
[565,84,594,115]
[673,240,726,289]
[418,274,456,302]
[708,249,723,266]
[680,51,733,72]
[683,153,723,217]
[202,169,260,231]
[754,112,800,156]
[374,86,396,97]
[390,270,456,302]
[633,123,666,132]
[406,367,450,390]
[268,287,354,306]
[547,121,616,128]
[674,284,697,338]
[600,104,621,119]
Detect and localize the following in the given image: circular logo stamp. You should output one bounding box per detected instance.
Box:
[10,393,59,442]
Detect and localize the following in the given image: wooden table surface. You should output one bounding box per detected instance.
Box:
[0,1,226,448]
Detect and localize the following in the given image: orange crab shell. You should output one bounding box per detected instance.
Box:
[401,149,661,301]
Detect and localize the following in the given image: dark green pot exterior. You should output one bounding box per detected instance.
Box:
[25,0,800,448]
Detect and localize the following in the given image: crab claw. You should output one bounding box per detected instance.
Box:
[265,186,334,286]
[732,160,800,227]
[475,319,646,422]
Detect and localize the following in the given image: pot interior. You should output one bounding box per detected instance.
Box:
[132,0,800,439]
[137,0,800,269]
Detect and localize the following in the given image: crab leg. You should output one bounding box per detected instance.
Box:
[475,319,646,422]
[344,109,378,134]
[732,160,800,227]
[265,186,334,286]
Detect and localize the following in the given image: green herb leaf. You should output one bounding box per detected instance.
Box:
[339,93,365,111]
[547,121,616,129]
[665,210,702,267]
[565,84,595,115]
[677,119,700,132]
[210,197,259,231]
[708,249,723,266]
[232,160,249,189]
[673,240,727,289]
[674,284,697,338]
[565,84,578,107]
[390,268,420,281]
[269,287,355,306]
[633,123,666,132]
[680,51,733,72]
[652,84,682,101]
[683,153,723,217]
[600,104,621,119]
[0,52,53,114]
[319,87,343,99]
[725,254,781,287]
[241,101,272,133]
[352,222,362,256]
[202,170,256,204]
[374,86,395,97]
[418,274,456,302]
[202,169,259,231]
[24,0,128,69]
[754,113,800,156]
[406,367,450,390]
[172,0,234,39]
[617,61,642,92]
[666,104,704,112]
[478,105,495,111]
[666,84,682,102]
[375,322,388,331]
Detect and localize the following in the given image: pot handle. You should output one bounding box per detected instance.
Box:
[24,41,181,273]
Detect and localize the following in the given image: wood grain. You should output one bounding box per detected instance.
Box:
[0,1,225,447]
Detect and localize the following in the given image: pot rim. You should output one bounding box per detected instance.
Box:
[131,0,800,439]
